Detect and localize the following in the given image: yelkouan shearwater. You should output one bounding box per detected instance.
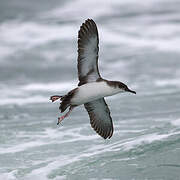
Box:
[50,19,136,139]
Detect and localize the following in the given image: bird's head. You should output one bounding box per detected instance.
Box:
[118,82,136,94]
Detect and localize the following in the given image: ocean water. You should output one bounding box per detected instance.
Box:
[1,0,180,179]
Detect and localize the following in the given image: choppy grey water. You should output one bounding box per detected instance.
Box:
[1,0,180,179]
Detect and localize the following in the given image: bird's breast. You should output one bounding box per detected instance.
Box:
[71,81,120,105]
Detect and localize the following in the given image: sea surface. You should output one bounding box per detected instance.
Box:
[0,0,180,179]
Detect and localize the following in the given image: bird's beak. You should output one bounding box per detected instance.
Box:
[126,88,136,94]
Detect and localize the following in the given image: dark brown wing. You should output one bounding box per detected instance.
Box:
[84,98,114,139]
[77,19,101,86]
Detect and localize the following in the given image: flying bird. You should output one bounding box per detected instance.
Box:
[50,19,136,139]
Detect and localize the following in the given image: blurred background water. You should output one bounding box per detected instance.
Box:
[0,0,180,179]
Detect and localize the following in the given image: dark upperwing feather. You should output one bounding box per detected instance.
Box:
[84,98,113,139]
[77,19,101,86]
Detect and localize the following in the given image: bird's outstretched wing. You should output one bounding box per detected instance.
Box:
[77,19,101,86]
[84,98,114,139]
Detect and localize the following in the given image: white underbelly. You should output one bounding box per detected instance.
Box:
[71,81,120,105]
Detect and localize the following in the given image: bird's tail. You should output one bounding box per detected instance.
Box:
[59,97,70,113]
[50,95,63,103]
[50,88,77,113]
[50,95,70,113]
[59,88,77,113]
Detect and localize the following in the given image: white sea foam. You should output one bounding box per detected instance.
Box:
[0,82,75,106]
[1,125,179,179]
[116,131,180,151]
[154,79,180,87]
[40,126,99,144]
[21,82,76,92]
[0,125,97,155]
[101,27,180,52]
[43,0,115,21]
[171,119,180,126]
[85,131,180,153]
[23,130,180,179]
[43,0,169,21]
[0,95,47,106]
[0,170,17,180]
[0,140,50,154]
[0,21,76,59]
[1,0,179,62]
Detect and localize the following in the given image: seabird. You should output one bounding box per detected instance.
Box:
[50,19,136,139]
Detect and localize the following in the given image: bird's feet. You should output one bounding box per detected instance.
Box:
[56,106,74,125]
[50,95,62,102]
[57,115,65,125]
